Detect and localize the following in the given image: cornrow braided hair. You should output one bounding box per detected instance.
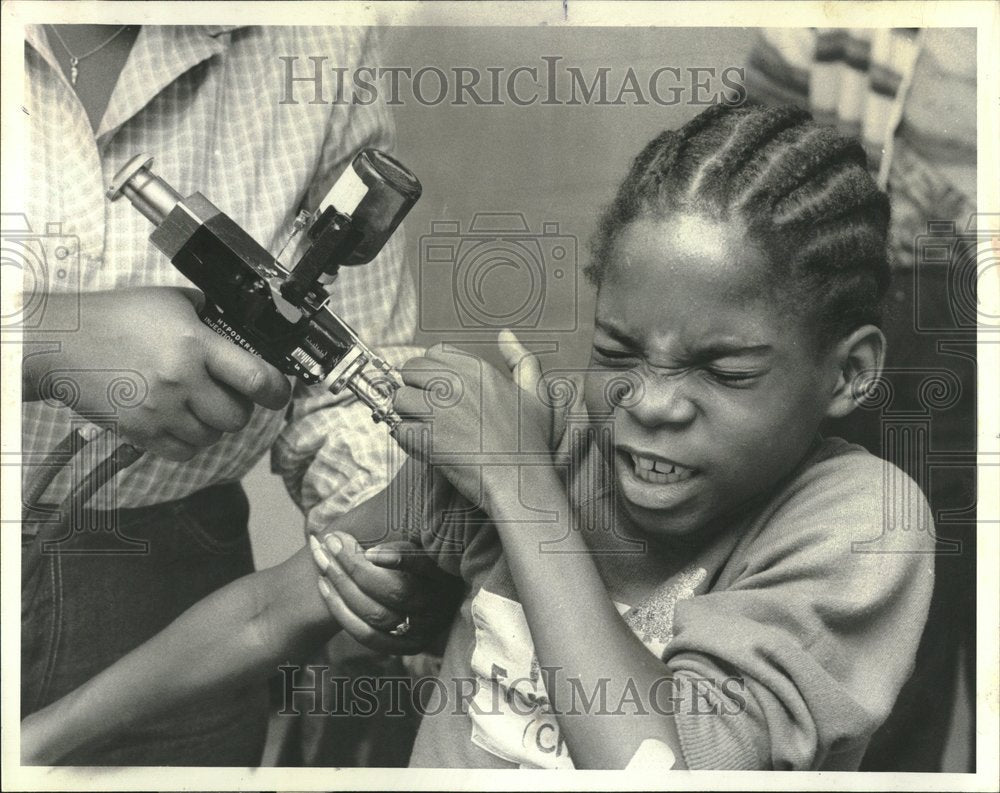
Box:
[586,103,891,346]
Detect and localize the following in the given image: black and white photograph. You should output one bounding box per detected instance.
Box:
[1,1,997,790]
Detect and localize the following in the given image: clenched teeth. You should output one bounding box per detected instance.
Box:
[628,453,695,484]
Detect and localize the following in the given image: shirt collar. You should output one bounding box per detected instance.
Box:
[24,25,248,141]
[24,24,65,84]
[97,26,245,141]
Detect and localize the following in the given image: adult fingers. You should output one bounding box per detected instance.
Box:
[202,335,291,410]
[315,576,425,656]
[420,342,469,366]
[316,533,436,614]
[392,384,433,417]
[187,383,255,433]
[366,542,464,622]
[167,412,225,447]
[310,534,408,629]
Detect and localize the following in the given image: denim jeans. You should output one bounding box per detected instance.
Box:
[21,481,269,765]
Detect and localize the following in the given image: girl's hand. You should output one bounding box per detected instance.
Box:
[309,532,462,655]
[392,334,554,508]
[496,328,567,453]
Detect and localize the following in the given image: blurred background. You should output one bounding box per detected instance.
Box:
[243,26,977,772]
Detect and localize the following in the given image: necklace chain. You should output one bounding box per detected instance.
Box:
[45,25,131,86]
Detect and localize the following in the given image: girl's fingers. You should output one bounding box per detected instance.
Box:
[497,328,541,392]
[393,384,431,416]
[398,357,462,397]
[391,421,434,462]
[365,541,443,579]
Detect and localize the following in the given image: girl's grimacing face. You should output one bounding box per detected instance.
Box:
[583,215,841,540]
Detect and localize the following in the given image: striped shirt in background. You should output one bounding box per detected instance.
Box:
[20,26,422,531]
[746,28,976,267]
[747,28,920,175]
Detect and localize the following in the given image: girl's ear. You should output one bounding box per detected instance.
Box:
[825,325,886,419]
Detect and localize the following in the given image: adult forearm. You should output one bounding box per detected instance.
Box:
[21,546,335,764]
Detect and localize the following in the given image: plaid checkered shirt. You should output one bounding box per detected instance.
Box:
[20,25,421,530]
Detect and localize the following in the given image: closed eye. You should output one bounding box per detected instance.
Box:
[591,345,637,366]
[705,368,761,387]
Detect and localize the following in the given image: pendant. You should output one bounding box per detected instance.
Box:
[70,57,79,86]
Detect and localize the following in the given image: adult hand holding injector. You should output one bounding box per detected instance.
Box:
[22,286,291,461]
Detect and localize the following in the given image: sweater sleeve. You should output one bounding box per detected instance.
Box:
[662,447,936,770]
[386,456,500,585]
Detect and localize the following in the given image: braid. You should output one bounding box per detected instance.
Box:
[585,103,891,346]
[684,105,810,210]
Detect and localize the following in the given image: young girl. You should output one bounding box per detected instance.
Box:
[21,103,934,770]
[317,101,936,770]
